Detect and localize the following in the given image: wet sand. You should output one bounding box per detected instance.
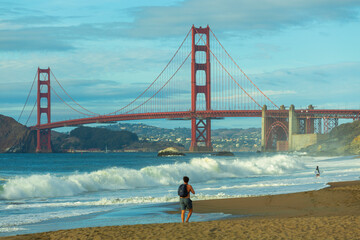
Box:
[2,180,360,240]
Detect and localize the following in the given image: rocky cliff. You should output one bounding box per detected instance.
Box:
[0,114,184,153]
[0,114,36,153]
[303,120,360,156]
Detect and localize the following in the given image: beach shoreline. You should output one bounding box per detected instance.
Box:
[1,180,360,239]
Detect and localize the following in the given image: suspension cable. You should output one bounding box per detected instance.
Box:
[209,28,279,109]
[18,71,37,122]
[106,28,192,115]
[125,50,192,114]
[50,85,95,117]
[195,28,262,109]
[51,71,99,116]
[124,36,201,114]
[25,90,38,126]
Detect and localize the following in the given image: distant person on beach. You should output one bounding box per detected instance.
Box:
[315,166,320,177]
[178,176,195,223]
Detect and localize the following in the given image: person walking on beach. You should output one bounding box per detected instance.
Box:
[315,166,320,177]
[178,176,195,223]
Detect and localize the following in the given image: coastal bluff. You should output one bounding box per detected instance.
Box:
[303,120,360,155]
[0,114,36,153]
[0,114,185,153]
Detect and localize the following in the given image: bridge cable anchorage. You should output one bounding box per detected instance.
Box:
[194,28,262,109]
[51,71,99,116]
[50,85,95,117]
[209,29,279,110]
[106,28,192,116]
[124,50,192,114]
[18,71,38,122]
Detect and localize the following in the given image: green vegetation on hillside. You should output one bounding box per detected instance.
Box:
[69,126,138,150]
[102,123,261,151]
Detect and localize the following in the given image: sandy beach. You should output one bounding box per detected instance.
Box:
[1,180,360,240]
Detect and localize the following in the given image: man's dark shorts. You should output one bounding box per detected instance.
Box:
[180,198,192,210]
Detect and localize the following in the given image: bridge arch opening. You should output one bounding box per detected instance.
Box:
[265,121,289,151]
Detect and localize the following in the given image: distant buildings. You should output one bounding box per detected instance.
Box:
[108,123,261,152]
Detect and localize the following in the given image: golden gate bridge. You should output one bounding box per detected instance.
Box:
[18,25,360,152]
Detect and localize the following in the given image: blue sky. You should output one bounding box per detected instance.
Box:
[1,0,360,130]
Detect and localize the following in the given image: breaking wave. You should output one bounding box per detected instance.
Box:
[0,155,304,200]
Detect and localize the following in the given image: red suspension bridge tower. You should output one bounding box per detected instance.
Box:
[36,67,52,152]
[190,25,213,152]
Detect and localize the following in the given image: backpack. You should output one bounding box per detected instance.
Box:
[178,184,188,197]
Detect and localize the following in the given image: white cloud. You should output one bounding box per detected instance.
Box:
[127,0,360,37]
[1,0,359,51]
[251,62,360,108]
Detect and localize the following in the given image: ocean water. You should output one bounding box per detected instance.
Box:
[0,152,359,236]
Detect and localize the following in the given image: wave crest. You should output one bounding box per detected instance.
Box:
[0,155,304,200]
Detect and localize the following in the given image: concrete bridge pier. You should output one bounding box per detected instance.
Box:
[305,105,315,134]
[289,104,325,151]
[261,105,267,151]
[288,104,298,151]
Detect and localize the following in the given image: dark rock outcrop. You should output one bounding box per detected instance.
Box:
[0,115,36,153]
[157,147,185,156]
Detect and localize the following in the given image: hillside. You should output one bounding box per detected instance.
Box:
[0,115,185,153]
[102,123,261,151]
[54,126,184,152]
[0,114,259,153]
[69,126,139,150]
[102,123,190,140]
[303,120,360,156]
[0,114,36,153]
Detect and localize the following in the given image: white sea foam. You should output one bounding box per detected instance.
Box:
[0,227,27,233]
[0,208,107,229]
[199,182,297,191]
[5,192,249,210]
[0,155,304,200]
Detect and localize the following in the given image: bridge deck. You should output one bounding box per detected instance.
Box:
[32,109,360,130]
